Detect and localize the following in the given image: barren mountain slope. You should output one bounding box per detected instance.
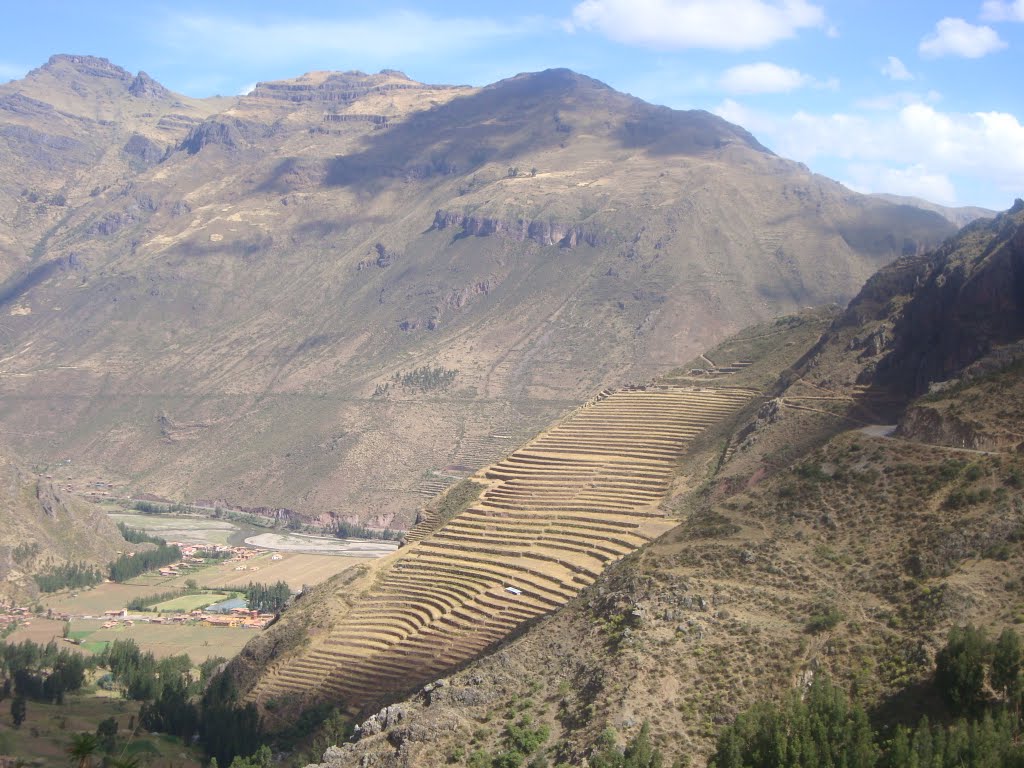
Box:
[297,203,1024,768]
[0,454,128,602]
[0,54,227,281]
[0,60,955,522]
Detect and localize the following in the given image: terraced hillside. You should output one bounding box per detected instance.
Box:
[248,385,754,712]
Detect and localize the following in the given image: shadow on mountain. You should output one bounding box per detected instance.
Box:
[323,68,770,190]
[0,255,74,308]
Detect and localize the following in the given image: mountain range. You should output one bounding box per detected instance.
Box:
[0,55,964,528]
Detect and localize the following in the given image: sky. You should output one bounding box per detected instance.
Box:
[1,1,1022,210]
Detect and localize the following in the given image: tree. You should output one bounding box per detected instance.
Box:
[66,732,99,768]
[708,676,875,768]
[96,716,118,753]
[991,628,1022,701]
[10,694,25,729]
[935,624,990,715]
[623,721,662,768]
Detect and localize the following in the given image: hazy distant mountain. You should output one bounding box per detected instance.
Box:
[0,56,956,523]
[870,192,996,228]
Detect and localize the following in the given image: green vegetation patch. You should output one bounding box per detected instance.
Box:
[153,592,231,612]
[432,479,485,525]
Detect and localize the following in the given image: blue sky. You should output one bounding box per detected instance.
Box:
[1,1,1022,209]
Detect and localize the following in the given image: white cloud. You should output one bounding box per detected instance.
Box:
[843,164,957,206]
[718,62,836,94]
[881,56,913,81]
[919,18,1007,59]
[981,0,1024,21]
[719,62,810,93]
[159,11,546,66]
[711,100,1024,207]
[855,90,941,111]
[569,0,825,51]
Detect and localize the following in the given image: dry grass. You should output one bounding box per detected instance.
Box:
[73,619,259,661]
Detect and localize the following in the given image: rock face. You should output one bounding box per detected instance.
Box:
[179,118,250,154]
[128,71,170,99]
[432,209,605,248]
[251,69,431,104]
[896,404,1000,450]
[41,54,133,82]
[872,200,1024,397]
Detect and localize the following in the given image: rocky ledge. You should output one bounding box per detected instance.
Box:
[432,209,605,249]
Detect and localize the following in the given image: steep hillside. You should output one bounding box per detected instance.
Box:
[0,454,127,602]
[0,58,955,524]
[294,203,1024,767]
[0,54,227,281]
[238,385,753,719]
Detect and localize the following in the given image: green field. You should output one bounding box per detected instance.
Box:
[152,592,232,612]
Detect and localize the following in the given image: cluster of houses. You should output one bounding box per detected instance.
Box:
[96,606,274,630]
[158,543,264,577]
[0,605,33,629]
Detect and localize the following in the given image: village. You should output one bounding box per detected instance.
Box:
[95,606,275,631]
[1,541,284,642]
[156,542,276,577]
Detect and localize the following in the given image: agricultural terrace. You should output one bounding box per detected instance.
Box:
[249,385,754,710]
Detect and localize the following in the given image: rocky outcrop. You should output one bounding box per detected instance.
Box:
[179,118,264,155]
[121,133,164,166]
[252,71,432,104]
[40,54,133,82]
[156,113,201,132]
[128,71,170,99]
[896,404,1000,451]
[179,120,241,154]
[323,113,392,128]
[432,209,605,248]
[871,201,1024,397]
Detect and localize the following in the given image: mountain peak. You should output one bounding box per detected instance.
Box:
[39,53,133,82]
[248,68,434,104]
[128,70,170,99]
[486,67,613,98]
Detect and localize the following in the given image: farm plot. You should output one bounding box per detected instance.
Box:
[107,513,241,546]
[152,592,232,612]
[74,619,258,661]
[208,552,367,590]
[249,385,754,711]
